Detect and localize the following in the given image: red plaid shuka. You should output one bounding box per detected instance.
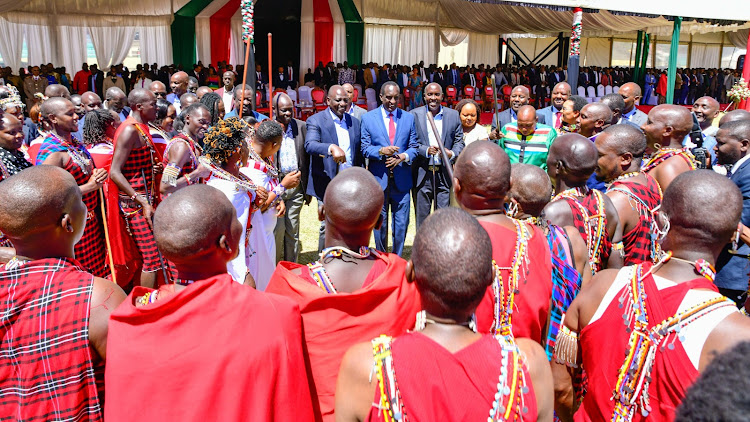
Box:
[0,257,104,421]
[64,157,109,278]
[557,190,612,273]
[163,134,199,176]
[608,173,663,265]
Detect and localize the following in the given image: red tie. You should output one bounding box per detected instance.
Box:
[555,111,562,129]
[388,113,396,145]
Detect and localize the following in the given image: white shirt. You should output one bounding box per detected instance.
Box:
[729,152,750,177]
[426,107,444,164]
[222,89,233,116]
[328,109,352,164]
[381,106,398,135]
[278,123,298,174]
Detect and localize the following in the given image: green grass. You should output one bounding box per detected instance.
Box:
[296,199,418,264]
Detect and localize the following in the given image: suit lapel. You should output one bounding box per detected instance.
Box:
[377,107,390,142]
[414,108,428,145]
[323,111,338,145]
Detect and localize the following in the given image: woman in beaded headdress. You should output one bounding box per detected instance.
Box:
[202,117,268,286]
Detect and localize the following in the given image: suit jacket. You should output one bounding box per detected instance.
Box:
[273,72,290,90]
[275,118,309,195]
[410,106,465,187]
[304,109,362,199]
[537,105,562,129]
[491,108,546,132]
[88,71,104,97]
[360,107,419,193]
[625,108,648,127]
[348,104,367,121]
[716,157,750,289]
[23,76,48,103]
[396,72,410,91]
[363,68,375,88]
[446,69,461,88]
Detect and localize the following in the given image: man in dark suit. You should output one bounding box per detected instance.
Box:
[273,93,309,263]
[305,85,363,250]
[273,66,290,90]
[88,64,104,98]
[396,65,410,92]
[410,82,465,227]
[314,62,325,87]
[284,60,297,88]
[579,67,591,88]
[360,82,419,256]
[715,119,750,305]
[490,85,546,138]
[446,63,461,89]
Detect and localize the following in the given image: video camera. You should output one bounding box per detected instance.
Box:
[689,113,709,169]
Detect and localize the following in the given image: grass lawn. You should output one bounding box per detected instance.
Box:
[296,199,418,264]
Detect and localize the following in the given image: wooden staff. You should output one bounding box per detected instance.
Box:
[267,33,273,119]
[99,188,117,285]
[239,37,252,119]
[491,74,501,129]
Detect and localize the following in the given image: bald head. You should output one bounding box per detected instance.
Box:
[342,83,355,100]
[170,71,189,96]
[644,105,693,147]
[80,91,102,113]
[0,165,83,242]
[720,109,750,127]
[619,82,642,113]
[693,96,720,128]
[601,94,626,125]
[180,93,198,109]
[128,88,155,110]
[105,87,126,112]
[154,184,239,263]
[324,167,383,238]
[579,103,613,138]
[508,163,553,217]
[599,123,647,158]
[44,84,71,100]
[454,141,511,211]
[148,80,167,99]
[550,82,571,110]
[40,97,72,118]
[196,86,213,100]
[662,170,742,250]
[327,85,349,118]
[547,133,598,185]
[411,208,493,317]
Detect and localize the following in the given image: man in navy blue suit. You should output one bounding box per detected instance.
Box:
[305,85,363,250]
[714,119,750,306]
[411,82,465,227]
[360,82,418,256]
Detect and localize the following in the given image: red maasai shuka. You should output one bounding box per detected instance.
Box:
[105,273,314,421]
[576,268,724,422]
[608,174,662,265]
[557,191,612,273]
[106,117,163,287]
[265,254,421,421]
[366,332,538,421]
[475,220,552,343]
[0,258,103,421]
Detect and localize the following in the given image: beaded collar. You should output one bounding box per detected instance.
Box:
[552,187,606,275]
[492,219,531,342]
[48,132,93,175]
[641,147,696,173]
[307,246,382,294]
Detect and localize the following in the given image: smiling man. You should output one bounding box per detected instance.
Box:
[410,82,465,227]
[490,85,547,139]
[167,71,188,113]
[497,104,556,170]
[538,82,571,130]
[159,103,210,199]
[693,96,720,137]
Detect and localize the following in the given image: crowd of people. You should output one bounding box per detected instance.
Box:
[2,55,750,422]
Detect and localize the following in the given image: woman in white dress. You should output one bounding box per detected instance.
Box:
[455,98,489,145]
[201,117,267,286]
[241,119,300,290]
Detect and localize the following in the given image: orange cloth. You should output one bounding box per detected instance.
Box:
[475,220,552,343]
[105,273,314,421]
[266,254,421,421]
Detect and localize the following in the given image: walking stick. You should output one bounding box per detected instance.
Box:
[267,33,273,119]
[99,188,117,285]
[239,38,252,119]
[142,169,171,284]
[426,111,455,211]
[491,75,501,129]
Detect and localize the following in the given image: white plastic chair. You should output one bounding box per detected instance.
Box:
[587,86,597,102]
[577,86,586,97]
[596,84,605,97]
[365,88,378,110]
[612,86,620,94]
[286,88,299,117]
[604,85,613,95]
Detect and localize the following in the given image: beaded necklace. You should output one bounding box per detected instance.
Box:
[307,246,381,294]
[552,187,606,275]
[611,255,734,422]
[49,132,93,175]
[608,171,640,187]
[5,256,30,270]
[641,147,696,173]
[492,219,531,342]
[607,173,663,263]
[248,143,279,179]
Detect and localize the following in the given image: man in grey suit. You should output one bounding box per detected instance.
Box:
[489,85,546,140]
[343,83,366,120]
[537,82,570,131]
[411,83,465,227]
[619,82,648,127]
[273,93,310,263]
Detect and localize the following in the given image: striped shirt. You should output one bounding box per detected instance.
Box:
[498,122,557,170]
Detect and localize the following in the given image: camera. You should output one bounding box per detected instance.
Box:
[689,113,709,169]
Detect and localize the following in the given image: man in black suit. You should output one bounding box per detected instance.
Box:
[410,83,465,227]
[446,63,461,89]
[273,93,309,263]
[579,67,591,88]
[254,64,267,101]
[273,66,290,90]
[489,85,546,138]
[284,60,297,88]
[192,64,207,87]
[304,85,363,250]
[314,62,325,87]
[88,64,104,98]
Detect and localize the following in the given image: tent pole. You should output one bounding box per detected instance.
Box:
[633,30,643,83]
[665,17,681,104]
[740,30,750,111]
[640,33,650,89]
[567,7,582,94]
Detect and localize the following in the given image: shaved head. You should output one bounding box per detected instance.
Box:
[599,123,647,158]
[454,141,511,211]
[510,85,530,112]
[0,165,83,242]
[196,86,213,99]
[40,97,71,118]
[517,105,536,121]
[154,184,240,262]
[324,167,383,237]
[411,208,493,317]
[508,163,553,217]
[619,82,642,113]
[646,105,693,142]
[328,84,344,98]
[720,109,750,127]
[45,84,71,100]
[579,103,613,138]
[662,170,742,249]
[128,88,154,110]
[547,133,597,186]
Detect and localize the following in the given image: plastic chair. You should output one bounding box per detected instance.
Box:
[285,88,299,118]
[596,84,605,98]
[365,88,378,110]
[311,87,327,112]
[501,85,512,110]
[463,85,475,100]
[577,86,586,97]
[298,85,313,104]
[256,91,270,115]
[352,88,359,104]
[482,85,495,112]
[445,85,458,107]
[587,86,597,102]
[403,87,412,109]
[353,84,366,105]
[612,86,620,94]
[604,85,613,95]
